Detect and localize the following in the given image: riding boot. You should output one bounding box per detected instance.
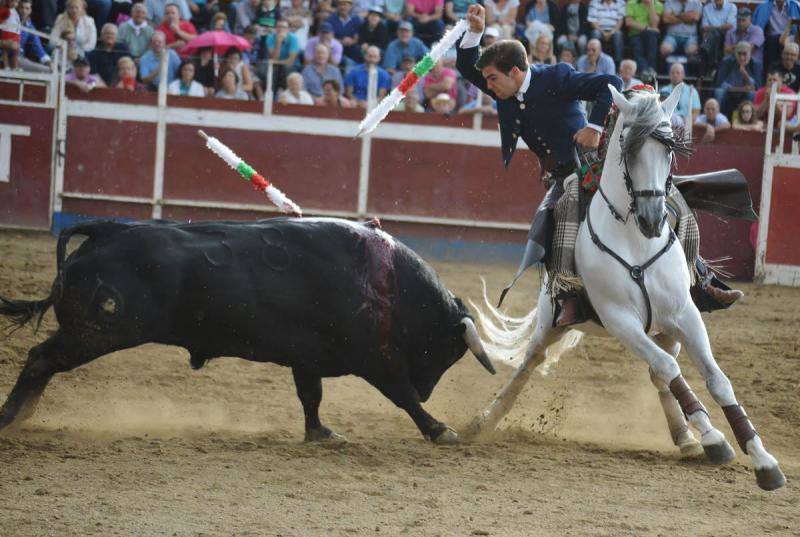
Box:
[691,259,743,312]
[554,293,589,327]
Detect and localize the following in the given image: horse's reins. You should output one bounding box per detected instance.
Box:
[585,128,677,333]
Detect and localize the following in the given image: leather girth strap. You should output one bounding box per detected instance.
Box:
[723,404,757,454]
[669,375,707,417]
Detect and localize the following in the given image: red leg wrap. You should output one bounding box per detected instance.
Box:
[723,404,757,454]
[669,375,707,417]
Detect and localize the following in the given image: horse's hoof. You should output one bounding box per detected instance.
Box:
[703,440,736,465]
[678,439,704,458]
[304,427,346,443]
[432,426,459,445]
[755,465,786,491]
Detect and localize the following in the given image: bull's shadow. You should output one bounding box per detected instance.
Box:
[0,217,495,443]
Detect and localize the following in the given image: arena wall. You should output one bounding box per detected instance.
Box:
[1,86,780,280]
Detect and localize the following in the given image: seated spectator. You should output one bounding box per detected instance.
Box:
[714,41,763,116]
[216,68,250,99]
[382,0,404,35]
[523,0,558,45]
[255,0,281,31]
[66,56,106,92]
[771,42,800,92]
[753,0,800,69]
[619,59,643,90]
[359,7,388,53]
[430,91,455,114]
[146,0,192,26]
[51,0,97,55]
[344,45,390,106]
[18,0,52,72]
[406,0,444,46]
[302,43,343,98]
[88,23,130,86]
[115,56,147,91]
[485,0,519,39]
[1,0,22,70]
[587,0,625,66]
[210,12,231,32]
[391,55,424,100]
[445,0,478,26]
[242,24,261,65]
[158,3,198,50]
[168,59,206,96]
[304,22,343,65]
[659,62,700,122]
[482,25,499,47]
[700,0,736,68]
[327,0,361,62]
[193,46,217,95]
[724,8,765,65]
[660,0,702,61]
[733,100,764,130]
[458,90,497,114]
[577,38,615,74]
[234,0,261,34]
[557,0,588,56]
[223,46,257,97]
[117,3,154,59]
[396,88,424,111]
[696,97,731,141]
[755,68,798,122]
[319,78,354,107]
[529,33,556,65]
[139,31,181,91]
[626,0,662,73]
[278,71,314,103]
[558,41,577,67]
[383,21,429,73]
[422,57,457,103]
[190,0,221,31]
[283,0,312,49]
[263,19,299,91]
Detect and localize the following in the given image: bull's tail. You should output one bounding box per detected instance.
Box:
[0,296,52,332]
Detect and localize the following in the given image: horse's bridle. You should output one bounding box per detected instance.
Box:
[585,127,678,333]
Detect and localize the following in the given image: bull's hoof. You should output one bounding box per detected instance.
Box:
[431,426,459,445]
[703,440,736,465]
[755,465,786,491]
[304,426,346,443]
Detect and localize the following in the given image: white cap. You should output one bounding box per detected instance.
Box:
[433,92,453,102]
[485,27,500,38]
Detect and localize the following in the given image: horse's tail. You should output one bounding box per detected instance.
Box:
[469,278,582,373]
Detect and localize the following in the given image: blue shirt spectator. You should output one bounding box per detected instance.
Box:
[327,5,363,40]
[345,46,391,102]
[139,48,181,90]
[701,0,736,30]
[577,39,616,74]
[383,25,429,71]
[265,29,301,60]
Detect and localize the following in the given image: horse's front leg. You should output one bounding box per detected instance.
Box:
[463,291,566,440]
[672,305,786,491]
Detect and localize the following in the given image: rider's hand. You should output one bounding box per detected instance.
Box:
[467,4,485,34]
[574,127,601,149]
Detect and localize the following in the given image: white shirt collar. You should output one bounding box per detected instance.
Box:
[516,68,532,101]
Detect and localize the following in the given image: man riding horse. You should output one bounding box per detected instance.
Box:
[455,5,742,325]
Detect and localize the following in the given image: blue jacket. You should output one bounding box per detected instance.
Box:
[752,0,800,31]
[456,42,622,171]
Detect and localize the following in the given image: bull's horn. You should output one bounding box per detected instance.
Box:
[461,317,496,375]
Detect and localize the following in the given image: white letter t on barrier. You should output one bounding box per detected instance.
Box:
[0,124,32,183]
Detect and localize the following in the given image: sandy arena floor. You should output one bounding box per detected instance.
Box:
[0,229,798,536]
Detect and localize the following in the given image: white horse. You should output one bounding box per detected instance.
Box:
[467,84,786,491]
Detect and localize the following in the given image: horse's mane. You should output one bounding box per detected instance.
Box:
[619,93,693,163]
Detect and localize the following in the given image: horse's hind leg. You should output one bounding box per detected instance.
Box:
[463,293,566,440]
[672,305,786,491]
[0,331,107,431]
[650,334,702,457]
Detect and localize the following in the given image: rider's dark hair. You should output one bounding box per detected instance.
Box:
[475,40,528,75]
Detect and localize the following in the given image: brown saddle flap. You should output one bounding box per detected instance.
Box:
[673,169,758,221]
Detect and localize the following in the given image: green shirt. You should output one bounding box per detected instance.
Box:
[626,0,664,36]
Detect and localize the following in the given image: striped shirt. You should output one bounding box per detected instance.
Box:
[588,0,626,32]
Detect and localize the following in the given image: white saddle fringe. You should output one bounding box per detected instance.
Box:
[469,278,583,372]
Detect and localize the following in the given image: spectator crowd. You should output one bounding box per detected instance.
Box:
[2,0,799,129]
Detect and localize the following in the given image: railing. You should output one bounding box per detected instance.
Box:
[764,84,800,157]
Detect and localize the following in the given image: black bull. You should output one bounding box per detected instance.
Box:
[0,217,496,443]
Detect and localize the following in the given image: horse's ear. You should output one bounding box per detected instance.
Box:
[608,84,633,117]
[662,82,683,119]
